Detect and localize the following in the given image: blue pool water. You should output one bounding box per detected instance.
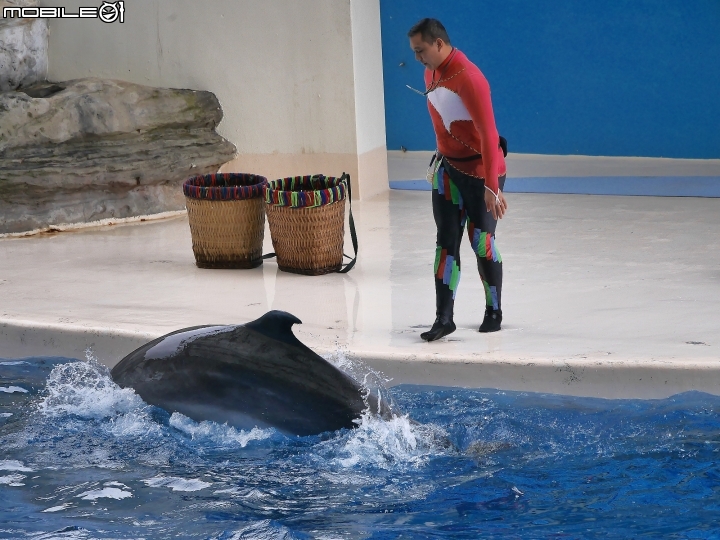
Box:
[1,356,720,539]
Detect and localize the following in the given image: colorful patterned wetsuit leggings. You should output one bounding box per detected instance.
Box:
[432,160,506,322]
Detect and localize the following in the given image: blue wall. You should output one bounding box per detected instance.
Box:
[380,1,720,158]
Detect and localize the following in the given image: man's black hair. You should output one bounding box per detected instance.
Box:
[407,18,451,46]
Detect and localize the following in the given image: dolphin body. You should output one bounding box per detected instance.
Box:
[111,311,387,436]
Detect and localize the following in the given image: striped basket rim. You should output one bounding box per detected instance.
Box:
[183,173,267,201]
[264,174,347,208]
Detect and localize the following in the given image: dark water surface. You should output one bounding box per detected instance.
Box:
[1,357,720,539]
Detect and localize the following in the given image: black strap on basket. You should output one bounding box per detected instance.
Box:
[262,172,358,273]
[337,172,358,273]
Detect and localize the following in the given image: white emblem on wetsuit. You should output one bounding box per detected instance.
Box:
[427,86,472,131]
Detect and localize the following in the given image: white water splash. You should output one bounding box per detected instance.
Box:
[143,475,211,492]
[324,347,398,417]
[169,412,272,448]
[316,410,447,471]
[38,361,144,420]
[103,405,167,440]
[338,415,419,468]
[32,360,166,461]
[0,460,34,472]
[0,361,30,366]
[324,347,392,395]
[0,413,12,418]
[0,386,28,394]
[319,348,448,470]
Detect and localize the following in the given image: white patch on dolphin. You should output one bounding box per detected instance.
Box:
[427,86,472,131]
[144,326,230,360]
[0,361,30,366]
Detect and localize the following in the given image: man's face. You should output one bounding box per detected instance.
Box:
[410,34,444,70]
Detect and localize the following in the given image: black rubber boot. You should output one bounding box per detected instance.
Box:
[421,319,457,342]
[479,306,502,333]
[421,284,456,342]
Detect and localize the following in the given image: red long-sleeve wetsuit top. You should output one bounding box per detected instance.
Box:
[424,49,506,194]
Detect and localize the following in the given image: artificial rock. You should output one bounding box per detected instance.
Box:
[0,78,236,233]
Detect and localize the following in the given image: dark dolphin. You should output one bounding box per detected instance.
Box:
[111,310,389,436]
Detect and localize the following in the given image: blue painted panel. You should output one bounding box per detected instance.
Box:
[390,177,720,197]
[381,1,720,158]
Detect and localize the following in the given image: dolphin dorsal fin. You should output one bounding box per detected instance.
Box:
[243,310,304,347]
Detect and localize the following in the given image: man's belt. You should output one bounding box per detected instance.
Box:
[443,153,482,162]
[442,136,509,162]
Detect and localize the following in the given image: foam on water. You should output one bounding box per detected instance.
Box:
[0,386,28,393]
[0,473,26,486]
[0,460,34,472]
[143,475,212,492]
[169,412,272,448]
[210,519,303,540]
[42,503,74,513]
[77,486,133,500]
[26,526,93,540]
[104,481,129,487]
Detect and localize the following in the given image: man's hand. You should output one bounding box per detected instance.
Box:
[484,188,508,220]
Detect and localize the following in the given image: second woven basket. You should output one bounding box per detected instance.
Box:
[264,174,349,275]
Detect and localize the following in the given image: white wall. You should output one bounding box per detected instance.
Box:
[350,0,386,155]
[42,0,388,198]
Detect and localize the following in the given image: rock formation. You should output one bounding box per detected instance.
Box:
[0,78,237,233]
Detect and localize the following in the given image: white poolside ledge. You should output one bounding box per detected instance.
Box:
[1,189,719,400]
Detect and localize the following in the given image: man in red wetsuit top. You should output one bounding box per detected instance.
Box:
[408,18,509,341]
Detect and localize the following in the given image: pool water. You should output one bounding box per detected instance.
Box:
[1,356,720,539]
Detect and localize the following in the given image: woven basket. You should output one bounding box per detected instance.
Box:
[183,173,267,269]
[264,174,348,275]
